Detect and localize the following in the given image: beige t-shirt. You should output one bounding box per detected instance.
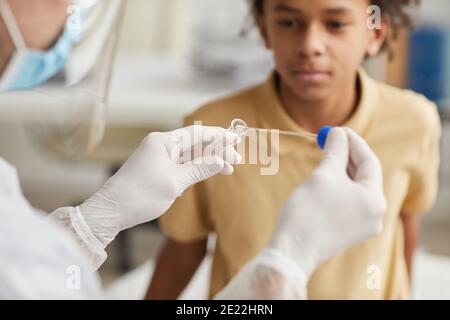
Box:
[159,70,441,299]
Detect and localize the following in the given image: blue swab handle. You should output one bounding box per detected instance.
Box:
[317,126,333,150]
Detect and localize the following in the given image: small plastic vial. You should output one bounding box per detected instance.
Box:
[228,119,249,137]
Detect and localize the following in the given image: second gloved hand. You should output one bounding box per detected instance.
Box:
[268,127,387,278]
[78,125,241,246]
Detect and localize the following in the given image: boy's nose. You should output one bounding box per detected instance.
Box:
[295,24,326,58]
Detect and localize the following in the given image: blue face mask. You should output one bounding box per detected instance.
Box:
[0,0,83,92]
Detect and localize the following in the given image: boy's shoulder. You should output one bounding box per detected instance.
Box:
[184,82,264,127]
[371,78,440,134]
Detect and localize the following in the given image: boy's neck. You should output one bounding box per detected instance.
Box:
[277,74,360,133]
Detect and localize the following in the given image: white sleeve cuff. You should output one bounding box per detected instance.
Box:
[48,207,107,271]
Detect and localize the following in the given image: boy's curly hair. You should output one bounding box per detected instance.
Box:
[249,0,421,55]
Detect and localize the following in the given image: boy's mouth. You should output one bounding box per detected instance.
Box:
[291,69,331,84]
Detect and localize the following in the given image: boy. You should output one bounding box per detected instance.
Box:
[146,0,440,299]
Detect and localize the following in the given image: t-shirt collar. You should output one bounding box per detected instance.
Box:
[254,68,378,155]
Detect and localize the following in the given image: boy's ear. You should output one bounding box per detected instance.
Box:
[257,15,271,49]
[366,16,390,57]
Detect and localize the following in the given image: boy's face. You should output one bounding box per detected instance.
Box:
[257,0,388,102]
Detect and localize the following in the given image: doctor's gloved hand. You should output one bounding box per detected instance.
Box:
[78,125,241,246]
[268,127,387,278]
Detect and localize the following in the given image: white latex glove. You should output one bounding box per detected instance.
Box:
[268,127,387,278]
[78,125,241,247]
[216,127,387,299]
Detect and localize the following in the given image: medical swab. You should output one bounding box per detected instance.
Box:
[228,119,332,149]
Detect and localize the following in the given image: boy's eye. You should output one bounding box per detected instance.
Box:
[327,20,347,30]
[277,20,300,29]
